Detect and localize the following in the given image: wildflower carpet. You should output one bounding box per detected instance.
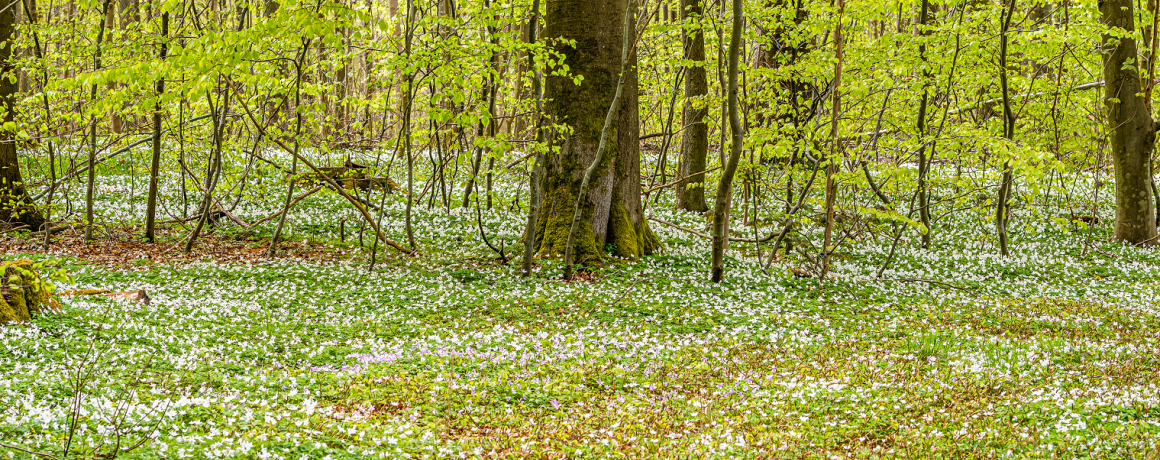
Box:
[2,192,1159,459]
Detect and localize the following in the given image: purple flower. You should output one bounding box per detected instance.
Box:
[550,399,560,410]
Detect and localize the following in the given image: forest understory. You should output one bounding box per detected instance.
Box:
[4,0,1160,456]
[2,155,1160,459]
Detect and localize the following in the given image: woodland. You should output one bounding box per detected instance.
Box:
[1,0,1160,457]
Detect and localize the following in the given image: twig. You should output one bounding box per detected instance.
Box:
[647,215,774,243]
[881,277,974,292]
[1,224,29,234]
[641,165,722,195]
[611,275,701,306]
[0,443,61,460]
[250,185,323,227]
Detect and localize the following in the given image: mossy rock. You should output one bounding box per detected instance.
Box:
[0,259,60,324]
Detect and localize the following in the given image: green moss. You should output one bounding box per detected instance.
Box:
[0,259,58,325]
[637,218,661,256]
[607,202,663,261]
[534,188,602,265]
[609,203,641,260]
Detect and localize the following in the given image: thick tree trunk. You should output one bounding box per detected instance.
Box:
[1101,0,1158,244]
[536,0,660,263]
[0,4,43,228]
[675,0,708,212]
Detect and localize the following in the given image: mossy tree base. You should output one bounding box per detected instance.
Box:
[535,0,662,268]
[0,259,60,324]
[534,192,660,265]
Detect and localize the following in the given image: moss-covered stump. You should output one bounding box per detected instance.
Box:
[0,259,60,324]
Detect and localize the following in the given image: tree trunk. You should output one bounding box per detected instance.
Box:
[1101,0,1158,244]
[996,0,1016,256]
[86,0,114,242]
[821,0,843,278]
[144,11,168,242]
[675,0,708,212]
[0,3,43,228]
[521,0,543,277]
[915,0,932,249]
[536,0,660,263]
[709,0,743,282]
[106,3,120,134]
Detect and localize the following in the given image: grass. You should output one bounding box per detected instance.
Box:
[1,169,1160,459]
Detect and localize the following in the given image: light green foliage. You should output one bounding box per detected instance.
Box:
[3,0,1160,456]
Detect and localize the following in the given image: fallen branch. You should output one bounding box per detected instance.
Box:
[237,99,415,256]
[641,165,722,195]
[30,224,72,236]
[647,216,774,243]
[0,443,60,460]
[1,224,29,234]
[881,277,974,292]
[250,185,323,227]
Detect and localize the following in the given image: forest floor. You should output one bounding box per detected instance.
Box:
[3,181,1160,459]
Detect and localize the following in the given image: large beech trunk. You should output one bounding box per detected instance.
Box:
[1101,0,1158,244]
[0,3,43,229]
[535,0,659,263]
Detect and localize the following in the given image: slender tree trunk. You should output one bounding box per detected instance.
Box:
[144,12,168,242]
[709,0,743,282]
[402,0,416,250]
[675,0,708,212]
[521,0,543,277]
[820,0,843,278]
[996,0,1016,256]
[20,0,55,240]
[536,0,660,264]
[106,2,121,134]
[184,84,228,253]
[915,0,932,248]
[461,0,497,210]
[85,0,114,242]
[0,0,43,228]
[1101,0,1158,244]
[270,39,311,257]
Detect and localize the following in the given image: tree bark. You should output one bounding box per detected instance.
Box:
[0,1,43,228]
[535,0,660,263]
[820,0,843,278]
[1101,0,1158,244]
[675,0,708,212]
[144,11,167,242]
[521,0,543,277]
[709,0,743,282]
[915,0,932,249]
[85,0,114,242]
[563,0,637,278]
[106,2,121,134]
[996,0,1016,256]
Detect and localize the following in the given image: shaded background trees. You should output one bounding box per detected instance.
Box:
[0,0,1155,281]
